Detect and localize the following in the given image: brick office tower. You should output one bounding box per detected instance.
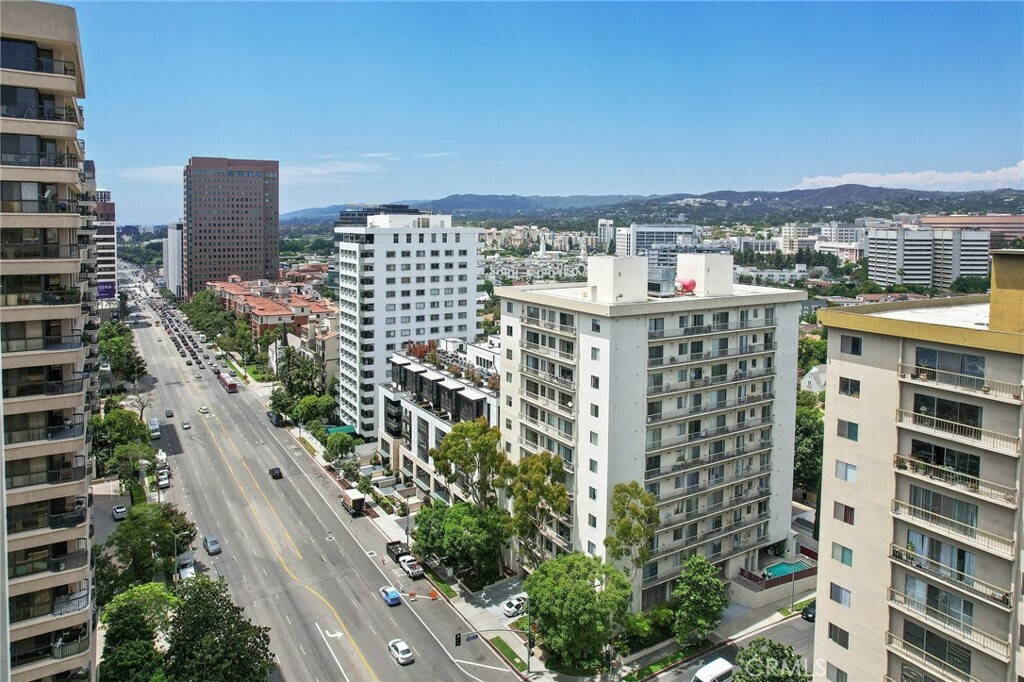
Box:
[182,157,279,299]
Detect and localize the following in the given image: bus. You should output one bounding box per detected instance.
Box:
[148,418,161,439]
[218,374,238,393]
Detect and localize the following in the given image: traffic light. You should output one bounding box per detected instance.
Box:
[455,633,462,647]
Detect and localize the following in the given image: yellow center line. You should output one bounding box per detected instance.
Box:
[304,586,381,682]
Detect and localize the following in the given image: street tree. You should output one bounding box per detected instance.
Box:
[100,640,164,682]
[164,575,275,682]
[671,555,729,644]
[268,387,295,417]
[105,502,194,583]
[411,502,511,584]
[123,384,157,420]
[733,637,811,682]
[430,418,511,509]
[524,552,631,669]
[604,481,659,580]
[101,582,178,638]
[509,450,569,569]
[293,394,337,425]
[107,441,157,482]
[794,407,824,492]
[326,432,356,460]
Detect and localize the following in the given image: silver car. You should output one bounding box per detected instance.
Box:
[388,639,414,665]
[203,535,222,555]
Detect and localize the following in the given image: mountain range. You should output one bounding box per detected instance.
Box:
[279,185,1023,230]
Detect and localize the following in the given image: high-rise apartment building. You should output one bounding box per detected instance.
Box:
[335,213,482,438]
[93,221,115,300]
[181,157,279,299]
[1,3,99,679]
[498,254,803,607]
[615,223,701,257]
[163,221,183,299]
[867,227,991,289]
[814,250,1024,682]
[597,219,614,247]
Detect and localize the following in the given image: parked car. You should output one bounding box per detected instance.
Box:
[399,555,424,579]
[203,535,222,555]
[502,596,527,618]
[267,411,285,427]
[801,600,816,622]
[388,639,414,665]
[111,505,129,521]
[379,586,401,606]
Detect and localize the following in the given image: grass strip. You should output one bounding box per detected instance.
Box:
[490,636,527,672]
[622,641,708,682]
[778,597,815,616]
[424,566,458,599]
[298,438,317,457]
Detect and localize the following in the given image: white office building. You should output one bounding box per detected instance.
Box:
[615,223,701,257]
[597,219,614,247]
[93,220,117,300]
[866,228,990,289]
[163,221,183,298]
[336,214,482,438]
[498,254,804,608]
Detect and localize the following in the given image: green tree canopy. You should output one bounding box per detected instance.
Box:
[950,275,991,294]
[794,406,824,492]
[524,553,631,669]
[733,637,811,682]
[603,481,659,579]
[411,502,511,585]
[164,576,275,682]
[102,582,178,638]
[108,441,157,482]
[508,450,569,569]
[671,555,729,644]
[293,395,337,425]
[326,432,356,460]
[430,418,511,509]
[104,503,195,584]
[797,336,827,374]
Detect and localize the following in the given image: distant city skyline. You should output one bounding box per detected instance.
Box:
[69,2,1023,225]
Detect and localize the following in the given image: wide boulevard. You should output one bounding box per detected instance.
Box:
[131,297,517,682]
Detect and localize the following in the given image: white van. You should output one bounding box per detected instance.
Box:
[691,657,733,682]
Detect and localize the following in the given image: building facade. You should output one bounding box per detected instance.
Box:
[163,220,183,298]
[498,254,803,608]
[615,223,701,257]
[815,250,1024,682]
[181,157,279,299]
[335,213,482,438]
[92,220,115,300]
[867,227,991,289]
[1,3,99,679]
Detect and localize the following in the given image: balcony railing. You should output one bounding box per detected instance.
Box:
[50,548,89,573]
[4,57,77,76]
[648,392,775,424]
[685,511,770,547]
[893,455,1018,507]
[896,409,1020,457]
[646,416,771,454]
[647,440,773,481]
[647,367,776,397]
[891,499,1014,557]
[0,152,79,168]
[49,508,87,529]
[1,199,80,214]
[647,317,775,340]
[10,589,89,623]
[3,378,84,400]
[0,331,82,353]
[519,314,576,335]
[899,363,1023,402]
[885,632,981,682]
[887,587,1010,659]
[661,487,771,528]
[0,289,82,307]
[0,104,79,122]
[5,464,87,490]
[520,388,576,416]
[519,364,576,389]
[3,418,85,445]
[648,343,778,368]
[889,544,1012,608]
[521,340,576,362]
[10,631,90,669]
[1,243,81,260]
[520,412,573,442]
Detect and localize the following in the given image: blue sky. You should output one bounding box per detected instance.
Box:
[69,2,1024,225]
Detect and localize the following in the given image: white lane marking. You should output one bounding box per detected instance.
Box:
[299,644,305,656]
[315,622,352,682]
[366,622,377,635]
[455,660,510,672]
[286,615,291,625]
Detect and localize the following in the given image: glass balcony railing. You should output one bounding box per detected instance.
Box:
[3,418,85,445]
[0,332,82,353]
[0,199,80,214]
[0,289,82,307]
[3,378,84,400]
[0,243,81,260]
[0,152,79,168]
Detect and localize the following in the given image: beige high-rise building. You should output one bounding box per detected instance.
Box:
[815,250,1024,682]
[1,2,99,679]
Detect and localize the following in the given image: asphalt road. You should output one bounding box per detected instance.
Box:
[132,302,517,682]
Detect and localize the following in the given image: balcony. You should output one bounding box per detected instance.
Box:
[660,487,771,528]
[895,409,1019,457]
[1,199,81,214]
[655,465,770,506]
[5,464,87,490]
[893,455,1018,508]
[11,632,91,671]
[520,314,576,336]
[1,243,81,260]
[521,339,576,363]
[0,151,79,168]
[516,437,574,474]
[889,544,1013,609]
[520,412,573,443]
[10,589,90,624]
[3,378,84,400]
[887,587,1010,659]
[3,57,77,76]
[49,508,87,529]
[646,439,773,481]
[519,364,576,389]
[885,631,981,682]
[648,392,775,425]
[891,499,1014,558]
[647,367,776,397]
[519,388,576,417]
[647,317,776,340]
[0,103,79,123]
[685,511,770,548]
[0,289,82,307]
[0,332,82,353]
[3,417,85,446]
[647,343,777,369]
[645,416,770,454]
[899,363,1023,403]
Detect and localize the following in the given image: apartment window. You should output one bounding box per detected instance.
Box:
[589,459,598,473]
[591,404,599,417]
[913,394,982,435]
[506,326,513,337]
[825,664,848,682]
[838,377,860,397]
[909,485,977,527]
[588,514,597,528]
[903,621,971,675]
[506,349,512,360]
[833,502,855,525]
[839,335,862,355]
[506,302,513,313]
[590,431,599,445]
[592,320,601,332]
[834,460,857,482]
[836,419,858,441]
[827,623,849,648]
[591,376,600,389]
[591,347,600,360]
[915,346,985,382]
[587,541,597,555]
[589,487,597,500]
[831,543,853,567]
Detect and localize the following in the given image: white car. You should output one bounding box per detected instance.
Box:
[198,406,210,414]
[388,639,414,665]
[181,421,191,430]
[156,470,171,489]
[399,555,424,579]
[502,596,527,618]
[111,505,129,521]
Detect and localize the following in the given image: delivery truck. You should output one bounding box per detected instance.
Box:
[341,488,365,516]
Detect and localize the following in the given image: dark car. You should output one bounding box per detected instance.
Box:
[801,600,816,622]
[267,411,284,427]
[165,409,174,418]
[269,467,283,479]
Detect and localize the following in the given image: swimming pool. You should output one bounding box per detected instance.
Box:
[764,559,813,578]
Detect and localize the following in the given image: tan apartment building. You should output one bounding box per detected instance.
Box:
[815,250,1024,682]
[2,2,99,679]
[181,157,279,299]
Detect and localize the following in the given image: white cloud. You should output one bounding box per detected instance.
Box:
[281,159,384,185]
[359,152,400,160]
[794,160,1024,191]
[115,165,182,184]
[420,152,454,158]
